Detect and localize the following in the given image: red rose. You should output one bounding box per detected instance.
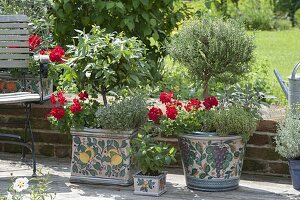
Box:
[49,107,65,119]
[159,92,174,104]
[57,91,67,106]
[28,35,41,51]
[148,107,163,123]
[166,106,177,120]
[184,99,202,112]
[203,96,218,110]
[171,100,183,107]
[70,99,83,113]
[78,91,88,100]
[50,94,56,104]
[39,49,51,55]
[49,46,65,63]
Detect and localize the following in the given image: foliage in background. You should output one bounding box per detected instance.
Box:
[228,0,275,30]
[275,110,300,159]
[96,95,148,130]
[295,9,300,28]
[274,0,300,26]
[50,0,189,82]
[167,15,255,98]
[59,26,150,106]
[214,106,257,142]
[132,124,176,176]
[0,0,54,47]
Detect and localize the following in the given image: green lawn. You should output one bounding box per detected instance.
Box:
[253,29,300,79]
[251,29,300,103]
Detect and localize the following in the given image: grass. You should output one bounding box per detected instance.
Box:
[252,29,300,104]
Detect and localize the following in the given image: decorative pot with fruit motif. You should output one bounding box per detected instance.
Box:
[179,132,245,191]
[70,128,136,186]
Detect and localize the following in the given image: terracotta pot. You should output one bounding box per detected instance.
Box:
[179,132,245,191]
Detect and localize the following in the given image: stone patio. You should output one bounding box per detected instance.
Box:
[0,152,299,200]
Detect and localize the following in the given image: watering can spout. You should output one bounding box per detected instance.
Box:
[274,69,288,98]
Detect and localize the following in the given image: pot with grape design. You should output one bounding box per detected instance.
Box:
[178,132,245,191]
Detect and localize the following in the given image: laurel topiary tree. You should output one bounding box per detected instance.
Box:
[166,15,255,98]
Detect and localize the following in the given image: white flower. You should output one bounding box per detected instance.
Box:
[7,192,12,200]
[13,177,29,192]
[85,71,91,78]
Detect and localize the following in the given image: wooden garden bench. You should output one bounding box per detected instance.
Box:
[0,15,50,176]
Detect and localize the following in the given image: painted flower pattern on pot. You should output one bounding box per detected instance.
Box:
[71,135,131,179]
[179,136,245,180]
[137,178,155,192]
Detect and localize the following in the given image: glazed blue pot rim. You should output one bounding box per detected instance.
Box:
[181,132,242,140]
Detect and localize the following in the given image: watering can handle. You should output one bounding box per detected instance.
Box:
[291,61,300,79]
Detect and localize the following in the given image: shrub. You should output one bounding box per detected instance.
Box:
[275,111,300,159]
[228,0,275,30]
[96,96,148,130]
[60,26,150,106]
[274,19,293,30]
[295,9,300,28]
[167,15,255,98]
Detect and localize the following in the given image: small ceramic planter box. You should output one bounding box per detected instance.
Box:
[0,72,53,98]
[179,132,245,191]
[70,128,136,186]
[133,171,167,196]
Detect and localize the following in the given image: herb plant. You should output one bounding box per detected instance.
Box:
[96,95,148,130]
[214,106,257,142]
[275,111,300,159]
[132,124,176,176]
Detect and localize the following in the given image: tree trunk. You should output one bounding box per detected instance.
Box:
[202,79,209,98]
[101,86,108,107]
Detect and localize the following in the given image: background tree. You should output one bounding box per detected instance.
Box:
[50,0,189,81]
[274,0,300,26]
[166,15,255,98]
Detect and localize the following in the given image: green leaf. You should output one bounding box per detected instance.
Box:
[106,2,115,9]
[150,18,156,27]
[141,12,149,21]
[132,0,140,9]
[140,0,149,6]
[120,140,128,148]
[93,162,102,170]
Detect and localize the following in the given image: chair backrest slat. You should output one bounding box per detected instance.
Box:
[0,15,30,69]
[0,60,29,68]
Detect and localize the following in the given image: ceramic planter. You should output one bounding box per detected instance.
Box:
[288,159,300,190]
[178,132,245,191]
[0,72,53,98]
[70,128,136,186]
[133,171,167,196]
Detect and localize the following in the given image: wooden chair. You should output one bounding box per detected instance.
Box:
[0,15,50,176]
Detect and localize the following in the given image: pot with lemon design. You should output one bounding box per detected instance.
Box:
[70,128,137,186]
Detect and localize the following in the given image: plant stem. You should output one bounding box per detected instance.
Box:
[101,86,108,107]
[203,79,209,98]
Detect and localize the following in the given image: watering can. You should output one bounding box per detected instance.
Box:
[274,61,300,108]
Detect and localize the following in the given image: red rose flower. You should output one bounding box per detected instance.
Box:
[159,92,174,104]
[166,106,177,120]
[171,100,183,107]
[50,94,56,104]
[78,91,89,100]
[184,99,202,112]
[148,107,163,123]
[70,99,83,113]
[28,35,41,51]
[39,49,51,55]
[49,107,65,119]
[203,96,218,110]
[49,46,65,63]
[57,91,67,106]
